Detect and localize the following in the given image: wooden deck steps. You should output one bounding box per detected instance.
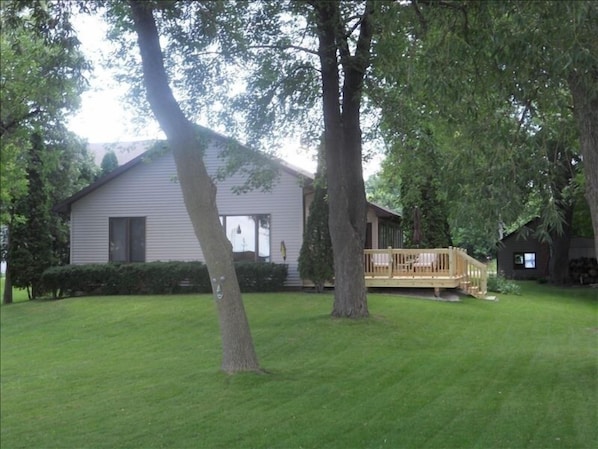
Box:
[364,247,489,299]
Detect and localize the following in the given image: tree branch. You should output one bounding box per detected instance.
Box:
[0,108,43,137]
[353,0,374,73]
[411,0,428,35]
[245,43,319,56]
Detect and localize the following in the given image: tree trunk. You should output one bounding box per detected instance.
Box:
[314,1,372,318]
[128,1,259,373]
[3,254,13,305]
[549,205,574,285]
[569,71,598,257]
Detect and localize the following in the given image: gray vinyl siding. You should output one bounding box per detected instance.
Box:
[70,142,305,286]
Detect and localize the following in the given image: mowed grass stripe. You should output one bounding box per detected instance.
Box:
[1,283,596,448]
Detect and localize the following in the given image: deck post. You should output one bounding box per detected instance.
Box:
[387,246,393,278]
[448,246,455,277]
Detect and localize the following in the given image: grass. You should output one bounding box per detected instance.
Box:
[0,277,29,303]
[1,283,597,449]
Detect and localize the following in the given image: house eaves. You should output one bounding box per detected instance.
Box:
[54,133,313,214]
[54,129,401,222]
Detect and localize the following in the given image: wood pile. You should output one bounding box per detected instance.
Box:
[569,257,598,285]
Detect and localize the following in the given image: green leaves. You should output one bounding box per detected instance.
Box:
[370,0,596,256]
[1,0,89,221]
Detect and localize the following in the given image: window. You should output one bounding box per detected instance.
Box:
[514,252,536,269]
[109,217,146,262]
[379,222,403,249]
[221,215,270,262]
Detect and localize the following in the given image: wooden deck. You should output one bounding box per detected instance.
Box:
[364,247,488,298]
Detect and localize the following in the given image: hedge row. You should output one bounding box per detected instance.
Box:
[41,261,288,298]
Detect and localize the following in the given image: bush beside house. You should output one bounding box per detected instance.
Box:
[42,261,288,298]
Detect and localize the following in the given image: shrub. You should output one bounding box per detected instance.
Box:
[487,274,521,295]
[42,261,287,298]
[298,179,334,292]
[234,262,288,292]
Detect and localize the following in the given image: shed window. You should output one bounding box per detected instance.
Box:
[221,215,270,262]
[514,252,536,269]
[109,217,146,262]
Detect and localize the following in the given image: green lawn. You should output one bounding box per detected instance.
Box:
[0,278,29,303]
[1,283,597,449]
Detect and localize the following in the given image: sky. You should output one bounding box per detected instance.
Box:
[66,14,382,177]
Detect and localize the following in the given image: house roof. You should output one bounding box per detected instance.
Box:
[54,146,155,214]
[500,218,541,243]
[54,131,311,214]
[54,131,401,222]
[369,202,401,220]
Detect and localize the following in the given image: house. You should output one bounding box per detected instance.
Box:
[55,131,402,287]
[497,218,596,280]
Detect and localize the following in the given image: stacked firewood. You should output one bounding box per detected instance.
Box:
[569,257,598,285]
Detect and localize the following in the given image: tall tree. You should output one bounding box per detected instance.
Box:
[113,1,378,318]
[1,0,90,304]
[100,150,118,175]
[126,1,259,373]
[388,128,452,248]
[5,129,95,299]
[299,143,333,292]
[225,1,377,317]
[310,0,374,317]
[372,1,597,263]
[8,133,53,299]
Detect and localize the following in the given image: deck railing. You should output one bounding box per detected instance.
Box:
[454,247,488,297]
[364,247,487,296]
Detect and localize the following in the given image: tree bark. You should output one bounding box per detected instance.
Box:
[568,71,598,257]
[549,205,574,285]
[313,1,373,318]
[2,234,13,305]
[128,1,259,373]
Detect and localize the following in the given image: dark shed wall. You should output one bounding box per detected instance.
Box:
[497,236,550,280]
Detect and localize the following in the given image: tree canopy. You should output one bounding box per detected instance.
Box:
[1,0,88,221]
[1,0,95,303]
[370,0,597,261]
[104,0,379,317]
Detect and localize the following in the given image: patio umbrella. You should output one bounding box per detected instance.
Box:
[413,206,422,247]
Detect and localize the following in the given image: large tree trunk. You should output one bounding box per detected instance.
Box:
[569,71,598,257]
[314,1,373,318]
[3,250,13,304]
[549,205,574,285]
[129,1,259,373]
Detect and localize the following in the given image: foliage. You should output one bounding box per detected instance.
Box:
[233,262,289,293]
[371,1,597,257]
[100,150,119,175]
[451,226,496,260]
[569,257,598,285]
[0,0,89,222]
[1,0,94,303]
[389,128,452,248]
[298,157,333,292]
[105,0,377,317]
[7,134,53,299]
[364,173,402,214]
[3,128,96,300]
[487,274,521,295]
[0,278,28,303]
[2,285,597,448]
[41,261,288,298]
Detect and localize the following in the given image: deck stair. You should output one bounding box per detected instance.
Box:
[364,246,489,299]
